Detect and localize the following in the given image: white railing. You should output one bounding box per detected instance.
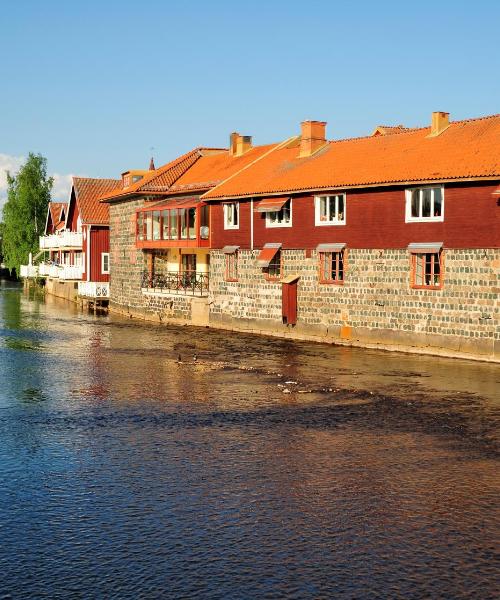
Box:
[38,263,83,280]
[39,263,60,277]
[78,281,109,298]
[39,231,83,249]
[20,265,39,278]
[59,265,84,280]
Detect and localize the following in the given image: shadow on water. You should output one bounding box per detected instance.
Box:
[0,281,498,599]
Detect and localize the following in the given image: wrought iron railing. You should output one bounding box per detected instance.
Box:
[141,270,209,296]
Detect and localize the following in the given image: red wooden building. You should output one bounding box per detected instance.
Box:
[30,177,119,301]
[200,112,500,359]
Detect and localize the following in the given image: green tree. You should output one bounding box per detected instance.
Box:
[1,153,53,276]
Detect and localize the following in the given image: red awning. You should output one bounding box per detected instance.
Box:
[255,197,288,213]
[257,243,282,267]
[138,197,200,212]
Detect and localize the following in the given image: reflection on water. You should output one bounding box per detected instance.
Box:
[0,280,499,598]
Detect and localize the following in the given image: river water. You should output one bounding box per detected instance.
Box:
[0,280,498,599]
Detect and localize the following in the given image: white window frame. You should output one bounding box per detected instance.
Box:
[223,202,239,230]
[101,252,110,275]
[405,185,445,223]
[265,199,292,228]
[314,194,346,226]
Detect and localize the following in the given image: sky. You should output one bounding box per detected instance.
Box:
[0,0,499,210]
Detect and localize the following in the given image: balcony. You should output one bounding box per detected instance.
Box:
[141,270,209,297]
[78,281,109,298]
[39,263,61,277]
[39,231,83,250]
[39,263,83,280]
[136,202,210,249]
[20,265,39,278]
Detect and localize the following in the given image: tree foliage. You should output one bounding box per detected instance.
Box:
[1,153,53,276]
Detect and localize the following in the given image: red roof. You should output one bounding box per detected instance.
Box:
[255,197,289,212]
[202,114,500,200]
[99,148,213,201]
[137,197,199,211]
[73,177,120,224]
[99,144,278,202]
[167,144,277,194]
[45,201,67,234]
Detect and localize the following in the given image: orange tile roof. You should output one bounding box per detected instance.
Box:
[48,202,67,230]
[99,148,210,202]
[73,177,121,224]
[203,114,500,200]
[166,144,277,194]
[99,144,278,202]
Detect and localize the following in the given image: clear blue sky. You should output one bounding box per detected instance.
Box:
[0,0,498,197]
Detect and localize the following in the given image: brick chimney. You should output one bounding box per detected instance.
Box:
[229,132,253,157]
[299,120,327,157]
[429,111,450,137]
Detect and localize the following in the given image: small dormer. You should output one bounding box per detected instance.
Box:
[371,125,408,136]
[122,170,149,188]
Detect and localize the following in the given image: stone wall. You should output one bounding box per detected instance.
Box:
[209,248,499,361]
[109,198,147,314]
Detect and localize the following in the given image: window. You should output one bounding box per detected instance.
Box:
[406,186,444,222]
[101,253,110,275]
[145,213,153,240]
[224,202,239,229]
[187,208,196,240]
[180,209,187,239]
[152,211,161,240]
[170,209,178,239]
[315,194,346,225]
[266,200,292,227]
[200,205,209,239]
[161,210,169,239]
[264,249,282,279]
[225,251,238,281]
[412,252,443,289]
[319,251,345,283]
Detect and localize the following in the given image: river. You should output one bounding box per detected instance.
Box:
[0,280,498,599]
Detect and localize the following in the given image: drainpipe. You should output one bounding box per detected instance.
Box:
[250,198,254,251]
[86,225,91,283]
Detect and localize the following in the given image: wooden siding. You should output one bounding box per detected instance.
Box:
[210,182,499,249]
[90,226,110,282]
[66,190,80,232]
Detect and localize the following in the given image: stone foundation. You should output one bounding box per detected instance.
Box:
[208,249,499,362]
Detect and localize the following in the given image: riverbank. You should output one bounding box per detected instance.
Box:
[108,299,500,365]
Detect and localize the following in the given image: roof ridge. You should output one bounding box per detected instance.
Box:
[327,112,500,145]
[73,176,120,182]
